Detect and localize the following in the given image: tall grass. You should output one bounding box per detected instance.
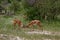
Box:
[0,15,60,40]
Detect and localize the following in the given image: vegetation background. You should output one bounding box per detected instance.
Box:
[0,0,60,40]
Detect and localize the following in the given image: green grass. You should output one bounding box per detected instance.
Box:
[0,15,60,40]
[42,20,60,32]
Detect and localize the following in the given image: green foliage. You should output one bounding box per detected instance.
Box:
[23,0,60,20]
[21,0,30,8]
[9,0,21,14]
[25,7,41,20]
[0,0,60,20]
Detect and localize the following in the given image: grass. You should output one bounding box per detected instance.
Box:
[0,15,60,40]
[42,20,60,32]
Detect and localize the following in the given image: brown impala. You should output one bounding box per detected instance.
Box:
[13,18,23,28]
[26,20,43,31]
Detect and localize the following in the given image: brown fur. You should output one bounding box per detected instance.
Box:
[13,18,23,27]
[26,20,43,30]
